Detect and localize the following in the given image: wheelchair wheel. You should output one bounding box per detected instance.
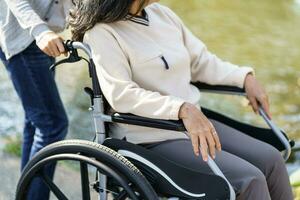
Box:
[15,140,158,200]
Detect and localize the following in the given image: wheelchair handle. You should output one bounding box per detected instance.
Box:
[49,41,92,71]
[54,41,102,97]
[258,107,292,161]
[64,40,93,59]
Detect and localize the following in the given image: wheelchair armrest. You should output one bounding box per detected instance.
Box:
[111,113,186,132]
[191,82,246,96]
[190,82,293,161]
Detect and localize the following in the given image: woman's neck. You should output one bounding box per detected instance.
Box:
[130,1,146,16]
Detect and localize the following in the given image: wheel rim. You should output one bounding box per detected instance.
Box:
[17,153,145,200]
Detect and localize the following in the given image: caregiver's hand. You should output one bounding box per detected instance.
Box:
[179,103,222,162]
[244,73,272,119]
[36,32,66,57]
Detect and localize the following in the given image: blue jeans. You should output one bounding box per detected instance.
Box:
[0,42,68,200]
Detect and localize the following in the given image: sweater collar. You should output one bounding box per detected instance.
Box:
[127,9,149,26]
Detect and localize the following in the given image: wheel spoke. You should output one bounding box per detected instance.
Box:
[113,184,141,200]
[41,173,68,200]
[80,162,91,200]
[114,189,127,200]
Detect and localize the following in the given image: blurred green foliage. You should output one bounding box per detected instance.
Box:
[161,0,300,138]
[3,136,22,157]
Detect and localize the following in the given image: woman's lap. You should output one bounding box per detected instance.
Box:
[210,119,292,199]
[210,119,284,175]
[146,138,270,198]
[145,119,292,199]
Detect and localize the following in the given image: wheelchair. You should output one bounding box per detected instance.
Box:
[15,41,295,200]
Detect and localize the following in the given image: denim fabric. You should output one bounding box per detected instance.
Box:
[0,42,68,200]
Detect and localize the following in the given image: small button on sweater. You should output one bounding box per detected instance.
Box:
[84,3,254,144]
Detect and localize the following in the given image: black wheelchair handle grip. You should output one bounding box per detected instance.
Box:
[50,41,84,71]
[63,40,74,52]
[111,113,186,132]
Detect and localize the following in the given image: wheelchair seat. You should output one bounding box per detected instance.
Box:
[104,138,231,199]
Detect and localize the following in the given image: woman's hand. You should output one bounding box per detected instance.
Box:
[179,103,222,162]
[244,73,272,119]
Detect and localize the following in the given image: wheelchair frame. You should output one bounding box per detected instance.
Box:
[16,40,294,200]
[65,41,292,200]
[70,41,239,199]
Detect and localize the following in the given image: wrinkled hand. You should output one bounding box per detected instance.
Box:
[244,73,272,119]
[179,103,222,162]
[36,32,66,57]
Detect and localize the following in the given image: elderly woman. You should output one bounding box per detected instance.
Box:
[70,0,293,199]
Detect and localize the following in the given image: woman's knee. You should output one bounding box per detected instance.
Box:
[239,167,270,199]
[261,145,286,174]
[249,168,267,187]
[269,146,285,164]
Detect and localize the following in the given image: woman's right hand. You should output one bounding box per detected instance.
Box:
[179,102,222,162]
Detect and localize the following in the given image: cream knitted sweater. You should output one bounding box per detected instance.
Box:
[84,3,253,144]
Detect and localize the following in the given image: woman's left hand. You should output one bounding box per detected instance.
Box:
[244,73,272,119]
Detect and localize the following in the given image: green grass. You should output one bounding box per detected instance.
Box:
[1,135,82,172]
[3,135,22,157]
[295,187,300,200]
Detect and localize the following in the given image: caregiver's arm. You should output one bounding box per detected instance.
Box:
[4,0,65,57]
[84,26,185,121]
[4,0,50,37]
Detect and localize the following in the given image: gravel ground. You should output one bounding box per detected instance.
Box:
[0,150,99,200]
[0,138,299,200]
[0,153,20,200]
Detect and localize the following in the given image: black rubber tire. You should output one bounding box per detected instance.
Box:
[15,139,158,200]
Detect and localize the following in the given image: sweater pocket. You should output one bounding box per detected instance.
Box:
[133,49,172,71]
[134,49,163,64]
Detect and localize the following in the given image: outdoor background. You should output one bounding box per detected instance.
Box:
[0,0,299,199]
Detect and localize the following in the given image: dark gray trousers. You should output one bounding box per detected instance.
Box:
[145,119,293,200]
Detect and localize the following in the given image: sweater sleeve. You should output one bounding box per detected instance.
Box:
[84,26,185,120]
[161,5,254,88]
[3,0,52,39]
